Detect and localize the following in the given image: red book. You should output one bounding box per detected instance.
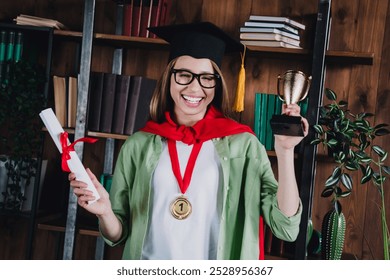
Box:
[139,0,153,37]
[131,0,142,36]
[159,0,173,26]
[122,0,133,36]
[148,0,163,38]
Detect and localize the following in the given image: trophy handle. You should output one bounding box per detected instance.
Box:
[276,74,285,102]
[298,75,312,102]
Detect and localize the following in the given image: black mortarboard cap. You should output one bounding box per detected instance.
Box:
[148,22,243,67]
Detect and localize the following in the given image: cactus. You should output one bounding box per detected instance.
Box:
[321,207,346,260]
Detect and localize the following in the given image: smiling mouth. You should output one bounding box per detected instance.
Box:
[182,95,204,104]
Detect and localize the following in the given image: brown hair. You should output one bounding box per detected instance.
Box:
[149,58,231,123]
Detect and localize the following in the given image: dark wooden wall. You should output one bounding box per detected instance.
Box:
[0,0,389,259]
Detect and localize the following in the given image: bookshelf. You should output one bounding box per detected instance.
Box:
[40,0,374,259]
[0,0,387,258]
[0,23,54,259]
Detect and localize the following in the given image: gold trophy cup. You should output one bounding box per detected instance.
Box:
[270,70,312,136]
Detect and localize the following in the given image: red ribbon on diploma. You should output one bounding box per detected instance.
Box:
[60,132,98,172]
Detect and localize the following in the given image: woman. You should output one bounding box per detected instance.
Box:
[69,22,308,260]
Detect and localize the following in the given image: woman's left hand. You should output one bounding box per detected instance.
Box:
[274,103,309,151]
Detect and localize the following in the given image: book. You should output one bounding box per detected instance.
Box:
[88,72,105,132]
[39,108,100,203]
[99,72,117,133]
[52,75,67,127]
[14,14,67,30]
[5,31,15,61]
[254,93,262,142]
[265,94,276,150]
[124,76,157,135]
[0,30,6,83]
[239,27,300,40]
[139,0,154,37]
[240,40,302,49]
[13,32,23,62]
[123,0,134,36]
[67,76,78,128]
[112,74,132,134]
[159,0,172,26]
[240,33,300,47]
[248,15,305,30]
[244,21,299,35]
[131,0,143,36]
[148,0,163,38]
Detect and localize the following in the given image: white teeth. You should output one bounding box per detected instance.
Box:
[182,95,202,103]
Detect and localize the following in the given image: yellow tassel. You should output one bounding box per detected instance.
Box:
[233,46,246,112]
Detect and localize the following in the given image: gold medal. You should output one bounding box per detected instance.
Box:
[170,196,192,220]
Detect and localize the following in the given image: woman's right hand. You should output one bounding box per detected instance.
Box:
[68,168,111,216]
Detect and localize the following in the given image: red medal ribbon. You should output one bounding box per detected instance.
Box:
[167,139,203,194]
[60,132,98,172]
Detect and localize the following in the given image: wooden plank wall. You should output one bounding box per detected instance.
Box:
[0,0,389,259]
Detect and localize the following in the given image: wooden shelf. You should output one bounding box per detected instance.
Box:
[37,214,100,237]
[54,30,374,65]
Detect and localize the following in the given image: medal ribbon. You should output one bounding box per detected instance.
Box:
[167,139,203,194]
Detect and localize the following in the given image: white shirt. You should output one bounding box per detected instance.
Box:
[142,140,222,259]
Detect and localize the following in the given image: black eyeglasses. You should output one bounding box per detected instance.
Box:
[171,69,220,89]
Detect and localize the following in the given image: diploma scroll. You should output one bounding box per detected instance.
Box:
[39,108,100,203]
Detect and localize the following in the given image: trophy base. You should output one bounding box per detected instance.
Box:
[270,114,304,136]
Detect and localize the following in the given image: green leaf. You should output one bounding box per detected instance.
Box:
[339,100,348,107]
[361,166,373,184]
[321,187,334,198]
[327,138,338,147]
[372,145,386,157]
[383,166,390,176]
[341,173,353,190]
[313,124,324,134]
[374,123,389,130]
[339,190,352,198]
[310,139,322,145]
[325,167,341,187]
[325,88,337,101]
[345,160,359,171]
[375,128,390,136]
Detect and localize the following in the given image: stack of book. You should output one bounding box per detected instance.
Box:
[0,29,23,84]
[122,0,172,38]
[239,15,305,49]
[14,14,67,30]
[87,72,157,135]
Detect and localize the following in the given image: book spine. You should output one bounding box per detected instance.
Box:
[124,76,142,135]
[67,76,78,128]
[112,74,131,134]
[99,73,117,133]
[0,30,6,83]
[52,75,67,127]
[123,0,134,36]
[124,76,156,135]
[265,94,276,150]
[149,0,163,38]
[132,77,156,132]
[131,0,142,36]
[259,93,268,146]
[254,93,262,140]
[14,32,23,62]
[88,72,105,132]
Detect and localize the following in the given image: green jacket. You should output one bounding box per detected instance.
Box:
[103,131,302,259]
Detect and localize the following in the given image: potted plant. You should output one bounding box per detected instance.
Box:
[311,88,390,260]
[0,59,46,212]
